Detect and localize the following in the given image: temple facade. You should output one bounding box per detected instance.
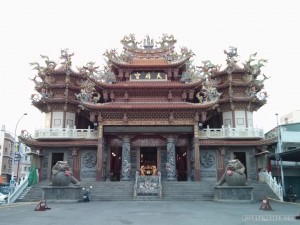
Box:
[21,34,270,184]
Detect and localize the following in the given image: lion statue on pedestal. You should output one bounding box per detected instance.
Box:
[49,161,80,186]
[216,159,246,186]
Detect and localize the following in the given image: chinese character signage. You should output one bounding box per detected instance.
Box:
[130,71,167,81]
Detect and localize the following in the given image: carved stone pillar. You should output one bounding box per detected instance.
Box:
[166,136,176,181]
[121,136,131,181]
[96,124,104,181]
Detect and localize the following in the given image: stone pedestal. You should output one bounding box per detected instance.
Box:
[214,186,254,203]
[42,186,82,202]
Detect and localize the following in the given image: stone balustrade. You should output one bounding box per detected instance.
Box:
[34,126,264,140]
[34,127,98,139]
[199,126,264,139]
[258,171,283,201]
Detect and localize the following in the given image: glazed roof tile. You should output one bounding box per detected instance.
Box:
[19,136,97,148]
[130,58,168,66]
[110,56,189,68]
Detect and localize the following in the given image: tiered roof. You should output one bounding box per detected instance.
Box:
[28,35,269,122]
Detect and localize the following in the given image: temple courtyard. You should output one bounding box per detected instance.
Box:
[0,200,299,225]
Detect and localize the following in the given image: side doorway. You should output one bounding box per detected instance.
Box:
[109,147,122,181]
[176,147,187,181]
[50,153,64,178]
[234,152,247,178]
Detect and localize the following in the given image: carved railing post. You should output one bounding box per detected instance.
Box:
[121,136,131,181]
[166,136,176,181]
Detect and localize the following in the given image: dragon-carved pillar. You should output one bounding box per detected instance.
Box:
[121,136,131,181]
[166,136,176,181]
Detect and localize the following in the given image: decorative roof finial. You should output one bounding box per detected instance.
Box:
[143,35,154,49]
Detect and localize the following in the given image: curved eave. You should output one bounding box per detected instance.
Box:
[218,97,266,108]
[36,83,80,91]
[217,81,252,89]
[19,136,97,148]
[80,101,218,110]
[93,80,203,89]
[32,97,79,106]
[124,45,171,54]
[51,66,85,77]
[212,68,247,77]
[109,56,190,68]
[218,96,257,103]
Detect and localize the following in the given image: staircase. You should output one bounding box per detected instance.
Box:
[85,181,135,201]
[16,182,45,202]
[162,181,214,201]
[249,181,280,201]
[17,180,279,202]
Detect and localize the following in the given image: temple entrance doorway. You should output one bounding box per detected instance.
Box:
[110,147,122,181]
[176,147,187,181]
[140,147,157,176]
[50,153,64,177]
[234,152,247,178]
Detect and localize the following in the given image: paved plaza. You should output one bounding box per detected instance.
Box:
[0,200,299,225]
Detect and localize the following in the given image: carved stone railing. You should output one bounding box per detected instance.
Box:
[134,171,162,199]
[34,127,98,139]
[258,171,283,201]
[199,126,264,139]
[7,175,29,204]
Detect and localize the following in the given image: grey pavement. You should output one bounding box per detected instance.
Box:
[0,200,299,225]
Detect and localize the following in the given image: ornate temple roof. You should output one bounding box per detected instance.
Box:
[105,34,194,69]
[28,37,269,117]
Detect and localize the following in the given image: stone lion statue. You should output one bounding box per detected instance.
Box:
[216,159,246,186]
[49,161,80,186]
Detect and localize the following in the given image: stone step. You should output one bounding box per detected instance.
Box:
[18,180,279,202]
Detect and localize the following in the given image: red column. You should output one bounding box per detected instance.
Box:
[96,125,104,181]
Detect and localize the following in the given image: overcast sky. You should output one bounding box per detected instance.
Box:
[0,0,299,136]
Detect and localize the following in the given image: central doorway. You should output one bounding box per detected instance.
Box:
[110,147,122,181]
[140,147,157,174]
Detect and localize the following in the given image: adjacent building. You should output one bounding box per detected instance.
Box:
[265,122,300,199]
[0,128,14,183]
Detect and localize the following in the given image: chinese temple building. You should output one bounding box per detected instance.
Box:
[21,34,270,186]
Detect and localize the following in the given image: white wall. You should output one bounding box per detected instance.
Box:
[45,113,51,128]
[66,112,75,128]
[247,111,253,127]
[222,111,232,127]
[223,111,253,128]
[52,112,64,128]
[235,110,246,128]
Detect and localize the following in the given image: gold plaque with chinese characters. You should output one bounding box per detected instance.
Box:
[130,71,167,81]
